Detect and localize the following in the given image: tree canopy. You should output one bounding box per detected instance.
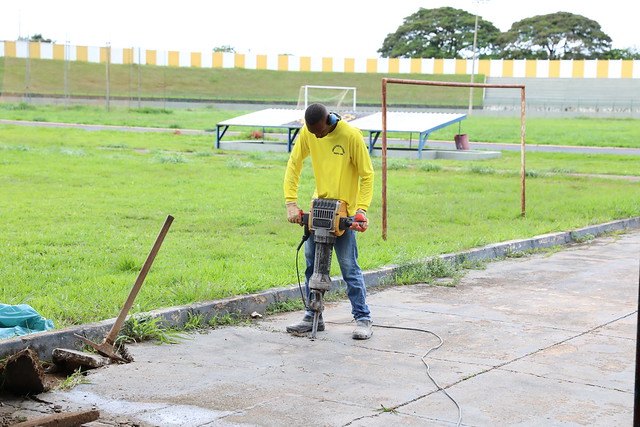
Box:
[17,34,54,43]
[378,7,500,59]
[213,45,236,53]
[379,8,618,60]
[498,12,612,59]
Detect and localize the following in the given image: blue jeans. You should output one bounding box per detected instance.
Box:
[304,225,371,321]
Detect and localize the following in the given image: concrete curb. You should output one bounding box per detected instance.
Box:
[2,217,638,361]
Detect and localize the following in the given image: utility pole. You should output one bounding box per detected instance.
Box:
[468,13,479,115]
[64,38,70,109]
[468,0,488,116]
[137,47,142,109]
[25,39,31,104]
[105,42,111,112]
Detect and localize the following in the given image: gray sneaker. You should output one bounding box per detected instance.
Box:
[286,314,325,333]
[352,319,373,340]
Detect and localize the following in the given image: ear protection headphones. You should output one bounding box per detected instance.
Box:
[327,112,341,126]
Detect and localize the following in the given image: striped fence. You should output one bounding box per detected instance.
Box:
[1,40,638,79]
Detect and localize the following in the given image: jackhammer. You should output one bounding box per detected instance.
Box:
[296,198,365,339]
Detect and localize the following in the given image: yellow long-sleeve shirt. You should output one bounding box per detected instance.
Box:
[284,120,374,217]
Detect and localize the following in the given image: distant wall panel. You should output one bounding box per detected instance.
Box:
[0,40,637,79]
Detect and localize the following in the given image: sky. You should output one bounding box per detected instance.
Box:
[0,0,636,58]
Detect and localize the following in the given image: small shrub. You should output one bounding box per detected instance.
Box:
[9,102,36,111]
[505,250,528,258]
[103,143,129,149]
[193,151,212,157]
[208,312,241,328]
[53,368,89,391]
[131,107,173,115]
[387,158,410,170]
[525,169,546,178]
[549,167,576,174]
[466,163,496,175]
[266,299,305,315]
[386,257,460,286]
[183,311,207,331]
[117,314,184,345]
[571,232,595,243]
[425,257,458,278]
[58,148,87,156]
[417,162,442,172]
[116,257,138,272]
[154,153,188,163]
[226,157,254,168]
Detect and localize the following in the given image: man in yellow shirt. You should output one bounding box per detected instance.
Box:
[284,103,375,340]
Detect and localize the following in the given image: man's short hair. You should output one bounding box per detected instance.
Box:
[305,103,328,126]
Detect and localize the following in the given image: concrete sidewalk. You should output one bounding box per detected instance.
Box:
[3,230,639,426]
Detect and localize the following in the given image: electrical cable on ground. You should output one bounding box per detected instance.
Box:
[294,236,462,426]
[374,323,463,427]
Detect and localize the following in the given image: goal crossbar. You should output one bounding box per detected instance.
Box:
[300,85,357,111]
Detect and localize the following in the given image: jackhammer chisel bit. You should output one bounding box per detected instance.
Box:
[296,199,350,339]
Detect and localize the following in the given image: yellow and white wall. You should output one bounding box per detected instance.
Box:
[1,40,638,79]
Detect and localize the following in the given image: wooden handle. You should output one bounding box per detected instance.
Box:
[105,215,174,343]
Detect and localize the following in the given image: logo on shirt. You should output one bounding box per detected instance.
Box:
[332,145,345,156]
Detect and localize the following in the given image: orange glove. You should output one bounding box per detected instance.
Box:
[350,209,368,232]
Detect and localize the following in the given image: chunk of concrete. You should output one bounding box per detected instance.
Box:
[52,348,112,371]
[0,348,47,394]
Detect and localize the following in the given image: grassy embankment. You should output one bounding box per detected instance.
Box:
[0,57,481,105]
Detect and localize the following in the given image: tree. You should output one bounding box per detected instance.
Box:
[498,12,612,59]
[17,34,54,43]
[601,47,640,60]
[213,45,236,53]
[378,7,501,59]
[30,34,53,43]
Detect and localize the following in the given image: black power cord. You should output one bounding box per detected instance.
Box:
[293,227,462,426]
[295,229,310,309]
[373,324,462,426]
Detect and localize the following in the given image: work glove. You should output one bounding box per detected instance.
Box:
[350,209,369,232]
[286,202,303,224]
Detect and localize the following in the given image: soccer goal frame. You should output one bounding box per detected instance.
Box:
[380,78,527,240]
[299,85,357,111]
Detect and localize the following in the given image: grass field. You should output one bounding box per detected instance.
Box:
[2,103,640,150]
[1,118,638,328]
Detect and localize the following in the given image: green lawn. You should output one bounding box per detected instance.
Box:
[2,104,639,150]
[1,123,638,328]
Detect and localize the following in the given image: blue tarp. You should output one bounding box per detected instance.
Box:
[0,304,55,339]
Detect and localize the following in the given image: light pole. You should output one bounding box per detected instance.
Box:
[105,42,111,112]
[468,14,479,115]
[468,0,487,115]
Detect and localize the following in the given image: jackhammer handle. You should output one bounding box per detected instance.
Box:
[105,214,174,344]
[340,217,364,229]
[341,215,367,232]
[296,212,311,251]
[300,212,309,226]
